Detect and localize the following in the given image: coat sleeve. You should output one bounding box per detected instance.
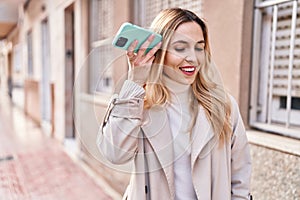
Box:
[230,96,252,200]
[97,80,145,164]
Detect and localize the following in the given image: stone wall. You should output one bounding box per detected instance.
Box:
[250,145,300,200]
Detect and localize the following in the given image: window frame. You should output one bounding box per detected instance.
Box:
[250,0,300,139]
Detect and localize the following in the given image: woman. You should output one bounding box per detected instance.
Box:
[97,8,252,200]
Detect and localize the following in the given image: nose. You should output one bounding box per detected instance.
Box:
[185,48,198,65]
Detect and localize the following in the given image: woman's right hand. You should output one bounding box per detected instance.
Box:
[126,34,161,86]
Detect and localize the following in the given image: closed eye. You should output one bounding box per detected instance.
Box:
[195,41,205,52]
[195,47,204,52]
[174,47,186,52]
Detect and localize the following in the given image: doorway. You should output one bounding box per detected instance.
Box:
[41,18,52,133]
[64,4,75,139]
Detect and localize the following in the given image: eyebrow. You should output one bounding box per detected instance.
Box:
[171,40,205,45]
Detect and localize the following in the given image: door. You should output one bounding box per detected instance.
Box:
[65,4,75,138]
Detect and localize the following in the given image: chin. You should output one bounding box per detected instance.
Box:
[184,77,196,85]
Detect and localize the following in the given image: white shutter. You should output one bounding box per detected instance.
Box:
[273,2,300,97]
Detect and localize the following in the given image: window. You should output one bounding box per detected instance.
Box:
[27,30,33,77]
[88,0,202,94]
[41,19,51,122]
[89,0,114,93]
[134,0,202,27]
[13,44,22,73]
[250,0,300,138]
[279,96,300,110]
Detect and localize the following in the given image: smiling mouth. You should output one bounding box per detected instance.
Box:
[179,66,196,76]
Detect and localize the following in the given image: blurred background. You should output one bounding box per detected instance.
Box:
[0,0,299,199]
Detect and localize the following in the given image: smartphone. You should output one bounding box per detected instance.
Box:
[112,22,162,53]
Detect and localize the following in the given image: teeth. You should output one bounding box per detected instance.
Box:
[181,67,195,72]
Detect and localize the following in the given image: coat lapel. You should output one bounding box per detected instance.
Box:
[141,105,175,196]
[191,106,216,168]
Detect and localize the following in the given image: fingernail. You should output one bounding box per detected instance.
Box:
[157,42,162,48]
[149,34,155,39]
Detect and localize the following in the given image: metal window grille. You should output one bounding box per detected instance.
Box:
[135,0,202,28]
[89,0,114,93]
[250,0,300,139]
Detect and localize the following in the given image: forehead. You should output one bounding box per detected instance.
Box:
[171,21,204,42]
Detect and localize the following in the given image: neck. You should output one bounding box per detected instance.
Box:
[162,73,191,94]
[162,73,193,105]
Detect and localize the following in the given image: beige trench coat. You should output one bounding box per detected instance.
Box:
[97,81,252,200]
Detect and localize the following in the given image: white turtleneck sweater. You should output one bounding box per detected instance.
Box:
[162,75,197,200]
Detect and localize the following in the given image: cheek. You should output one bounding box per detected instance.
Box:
[197,52,205,64]
[164,52,183,68]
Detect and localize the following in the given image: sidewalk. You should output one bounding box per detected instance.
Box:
[0,92,114,200]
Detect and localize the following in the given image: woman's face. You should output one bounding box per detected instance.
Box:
[164,21,205,85]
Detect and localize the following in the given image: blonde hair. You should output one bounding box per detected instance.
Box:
[145,8,232,143]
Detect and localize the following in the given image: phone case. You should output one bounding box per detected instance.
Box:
[112,22,162,52]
